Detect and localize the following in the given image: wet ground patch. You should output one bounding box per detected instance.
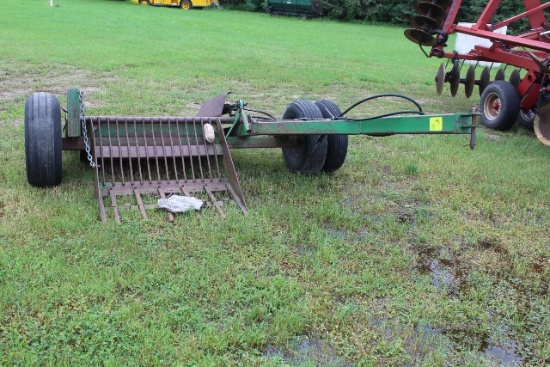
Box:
[411,240,536,365]
[265,336,350,366]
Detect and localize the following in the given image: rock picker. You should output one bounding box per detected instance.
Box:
[25,89,477,222]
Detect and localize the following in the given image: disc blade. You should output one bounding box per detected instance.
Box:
[404,28,436,46]
[464,65,475,98]
[431,0,452,9]
[435,63,445,96]
[534,103,550,146]
[409,15,440,31]
[449,65,460,97]
[509,69,520,87]
[495,68,505,81]
[478,67,490,96]
[414,2,447,23]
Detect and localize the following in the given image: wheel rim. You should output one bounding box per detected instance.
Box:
[182,2,190,9]
[484,93,501,120]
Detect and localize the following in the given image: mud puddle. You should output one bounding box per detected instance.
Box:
[265,336,349,366]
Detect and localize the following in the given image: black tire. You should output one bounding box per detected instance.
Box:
[479,80,520,131]
[315,100,348,172]
[282,100,327,174]
[25,92,62,187]
[517,108,535,129]
[180,0,192,9]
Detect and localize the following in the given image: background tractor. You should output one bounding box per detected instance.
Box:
[132,0,217,10]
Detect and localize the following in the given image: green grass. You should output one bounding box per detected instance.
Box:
[1,0,549,366]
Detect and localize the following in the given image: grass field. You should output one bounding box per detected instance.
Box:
[1,0,549,366]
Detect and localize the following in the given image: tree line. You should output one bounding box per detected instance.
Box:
[237,0,532,33]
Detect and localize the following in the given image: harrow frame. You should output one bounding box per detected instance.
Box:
[405,0,550,145]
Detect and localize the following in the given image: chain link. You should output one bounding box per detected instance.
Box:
[79,90,96,167]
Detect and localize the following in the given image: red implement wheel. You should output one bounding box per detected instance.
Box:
[479,81,519,131]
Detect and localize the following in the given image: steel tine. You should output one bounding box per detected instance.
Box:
[133,188,148,220]
[124,117,135,185]
[142,117,153,184]
[176,118,188,181]
[192,117,205,181]
[225,183,248,215]
[95,117,107,187]
[204,185,225,218]
[109,188,121,224]
[133,118,144,184]
[115,117,126,185]
[150,118,162,184]
[168,118,179,183]
[200,118,214,180]
[185,118,196,181]
[159,118,171,183]
[211,117,223,179]
[158,188,174,222]
[89,117,107,222]
[107,118,116,185]
[98,194,107,222]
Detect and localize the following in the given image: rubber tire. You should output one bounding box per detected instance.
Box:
[517,109,535,130]
[181,0,192,9]
[282,100,327,174]
[25,92,62,187]
[479,80,520,131]
[315,100,348,172]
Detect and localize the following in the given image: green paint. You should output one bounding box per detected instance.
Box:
[66,88,81,138]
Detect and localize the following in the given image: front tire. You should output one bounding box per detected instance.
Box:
[25,92,62,187]
[282,100,327,174]
[479,81,519,131]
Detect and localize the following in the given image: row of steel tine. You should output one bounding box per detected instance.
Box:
[88,116,240,222]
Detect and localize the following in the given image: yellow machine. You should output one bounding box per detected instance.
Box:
[132,0,216,10]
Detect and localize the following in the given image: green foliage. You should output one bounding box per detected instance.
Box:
[235,0,533,33]
[246,0,266,12]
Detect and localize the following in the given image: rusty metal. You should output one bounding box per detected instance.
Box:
[87,115,247,222]
[197,92,231,117]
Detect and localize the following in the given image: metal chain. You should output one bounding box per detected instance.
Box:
[79,90,96,167]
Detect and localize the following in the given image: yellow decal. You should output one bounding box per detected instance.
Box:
[430,117,443,131]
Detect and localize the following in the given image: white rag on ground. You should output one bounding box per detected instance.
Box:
[157,195,204,214]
